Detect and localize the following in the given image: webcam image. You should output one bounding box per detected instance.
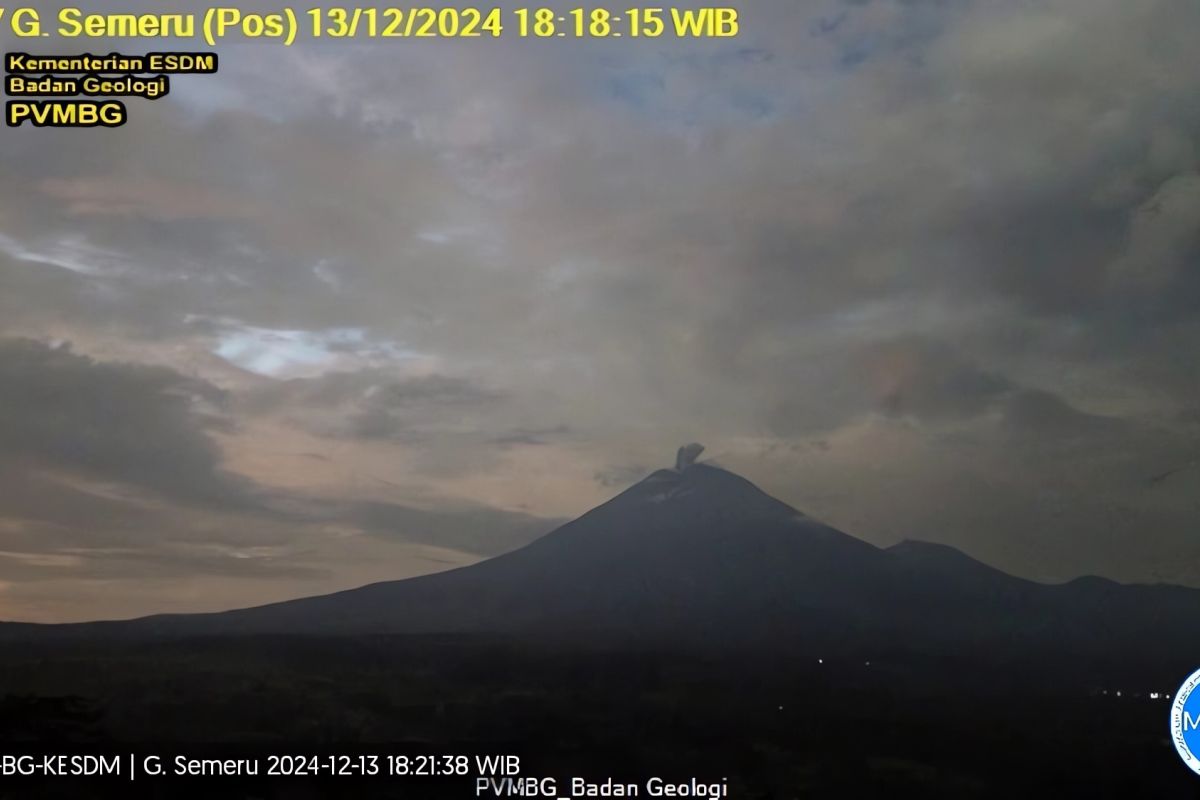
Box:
[0,1,1198,797]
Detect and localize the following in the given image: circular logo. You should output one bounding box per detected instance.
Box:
[1171,668,1200,774]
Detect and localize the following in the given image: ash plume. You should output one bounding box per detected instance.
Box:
[675,443,705,472]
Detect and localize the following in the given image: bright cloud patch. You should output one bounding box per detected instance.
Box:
[0,233,130,277]
[211,322,418,378]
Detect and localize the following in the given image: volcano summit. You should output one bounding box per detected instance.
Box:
[80,451,1199,665]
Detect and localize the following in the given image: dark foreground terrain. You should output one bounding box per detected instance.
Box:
[3,462,1199,797]
[0,634,1196,799]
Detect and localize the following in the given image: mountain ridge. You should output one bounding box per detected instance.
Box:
[3,460,1199,666]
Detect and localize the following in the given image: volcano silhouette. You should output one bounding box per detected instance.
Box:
[103,460,1200,658]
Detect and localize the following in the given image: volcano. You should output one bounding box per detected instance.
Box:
[92,457,1200,662]
[0,459,1191,795]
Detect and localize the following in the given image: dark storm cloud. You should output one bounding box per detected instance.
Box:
[0,338,250,506]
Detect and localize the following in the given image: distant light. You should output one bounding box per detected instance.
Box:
[1116,691,1122,697]
[864,661,871,667]
[818,659,823,664]
[778,705,783,711]
[1151,692,1161,700]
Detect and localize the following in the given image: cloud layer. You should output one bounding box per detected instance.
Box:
[0,0,1198,619]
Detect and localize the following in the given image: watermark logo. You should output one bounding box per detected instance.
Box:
[1171,668,1200,774]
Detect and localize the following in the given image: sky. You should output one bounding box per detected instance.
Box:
[1,0,1198,622]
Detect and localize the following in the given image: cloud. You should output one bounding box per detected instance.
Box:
[38,176,261,221]
[593,464,652,488]
[764,336,1022,435]
[999,390,1127,440]
[346,501,558,557]
[0,338,249,506]
[1,0,1200,618]
[208,321,418,378]
[862,338,1013,422]
[0,439,561,620]
[1111,172,1200,292]
[489,425,573,447]
[244,369,506,445]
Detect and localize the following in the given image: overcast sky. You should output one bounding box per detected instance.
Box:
[1,0,1198,622]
